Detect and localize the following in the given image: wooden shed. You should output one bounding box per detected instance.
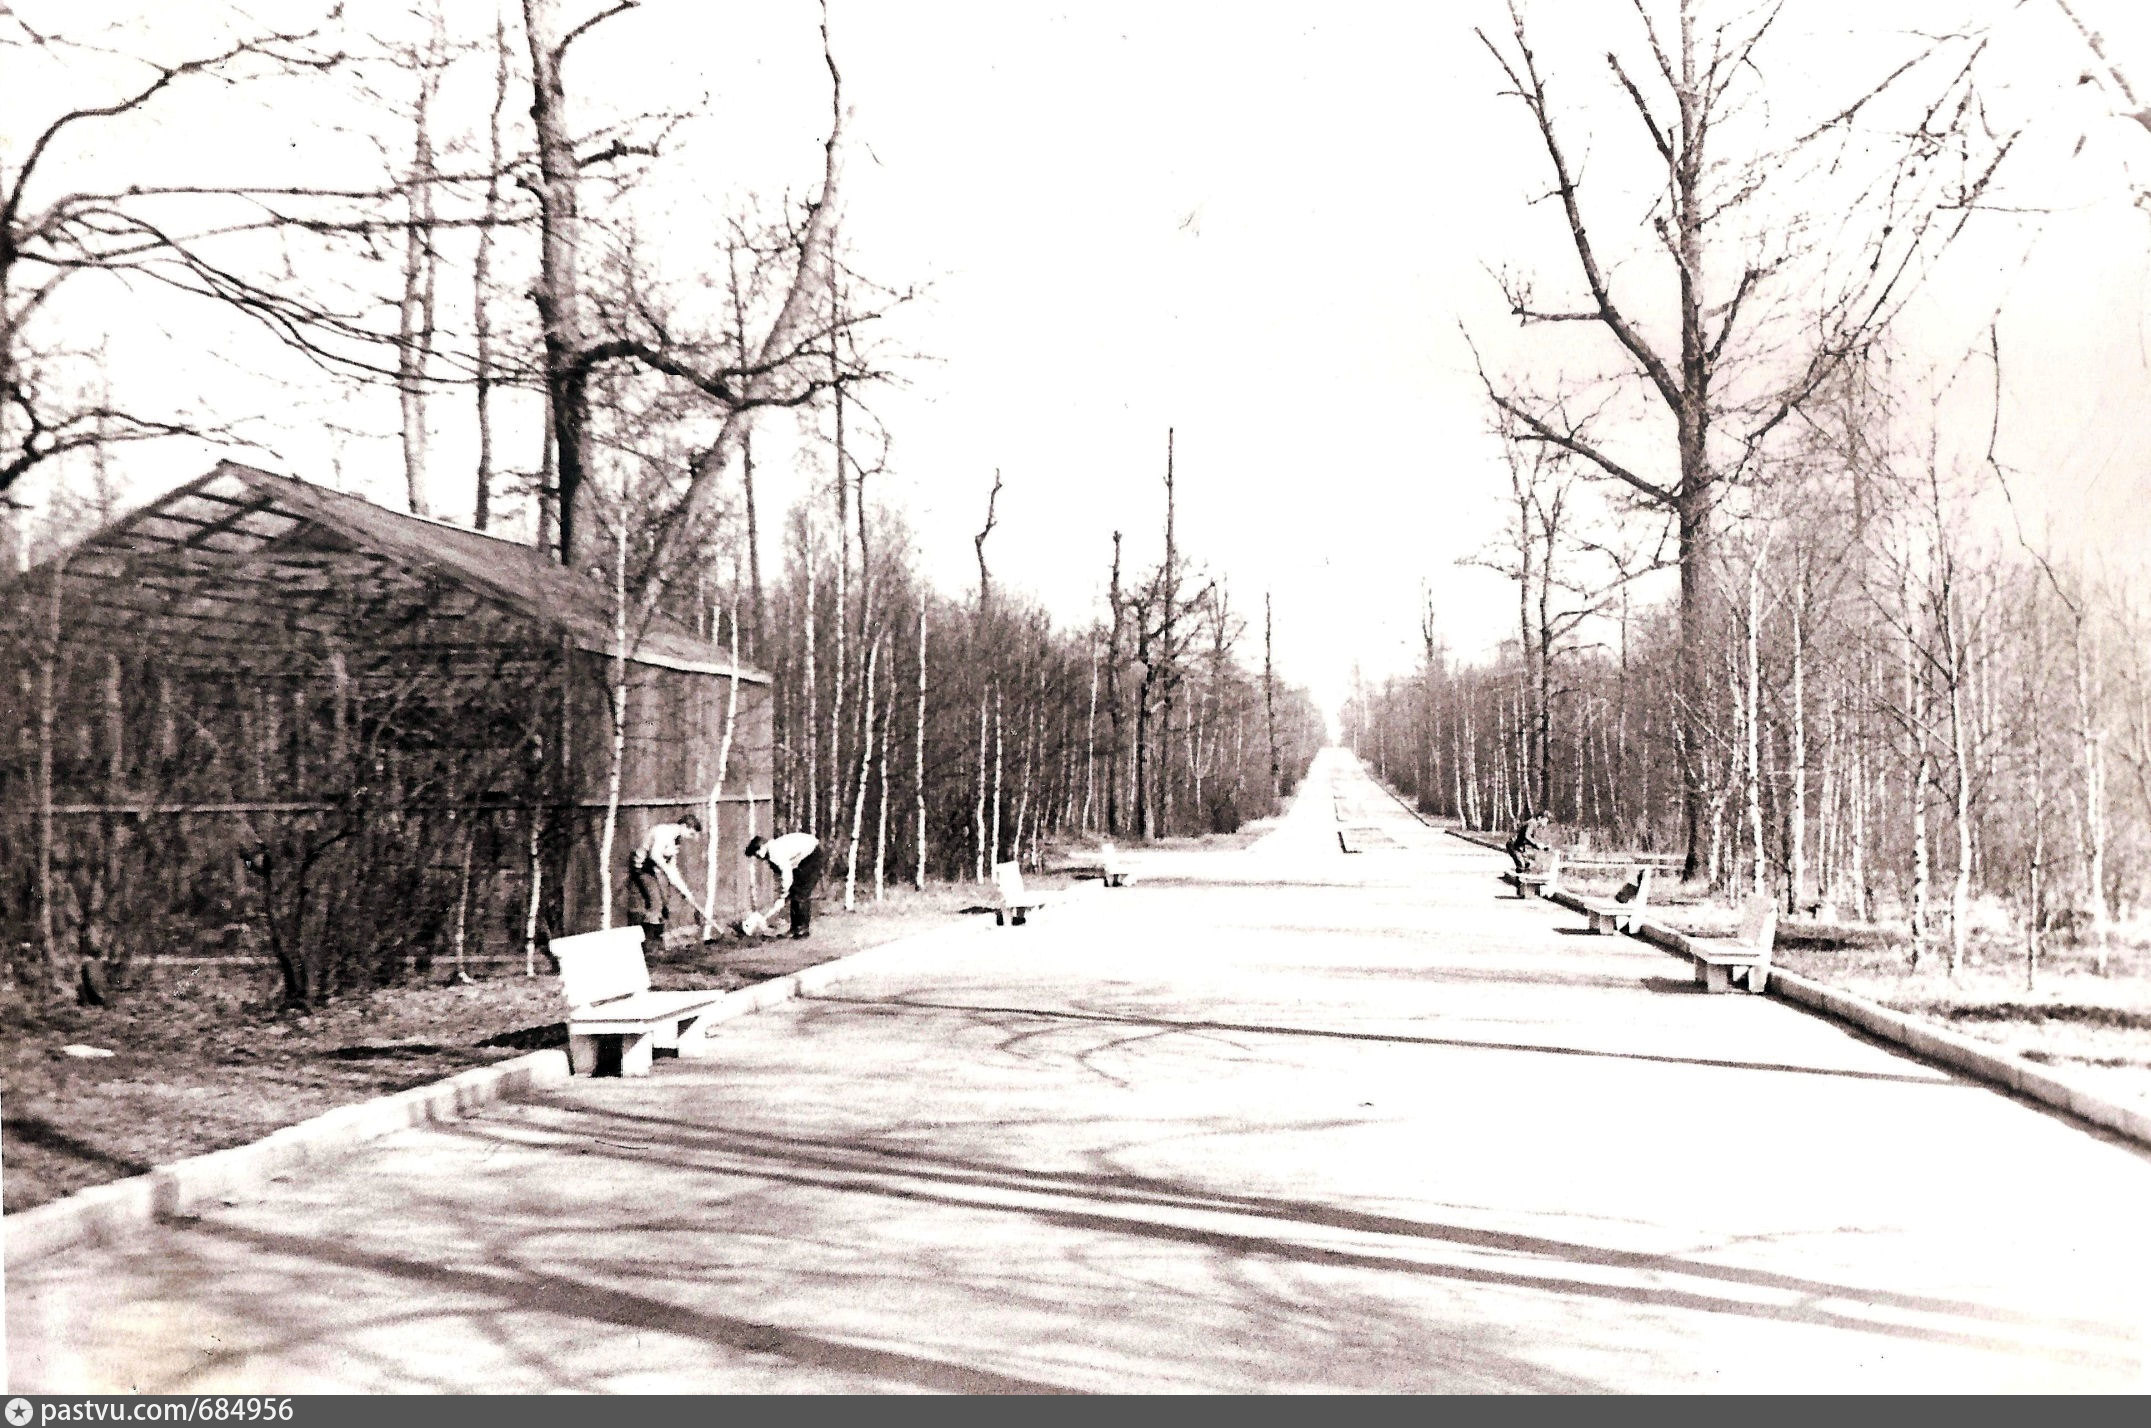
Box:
[0,461,771,1003]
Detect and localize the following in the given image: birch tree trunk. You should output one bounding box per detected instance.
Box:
[524,813,544,977]
[1158,430,1177,834]
[875,649,892,901]
[1946,588,1973,977]
[598,527,629,929]
[1265,591,1282,804]
[1014,685,1038,868]
[472,6,509,530]
[973,688,989,881]
[1452,707,1469,830]
[914,605,927,890]
[1744,550,1766,899]
[703,603,741,934]
[803,541,818,834]
[828,382,847,847]
[2028,660,2047,991]
[1106,534,1125,834]
[844,637,878,910]
[2073,630,2111,974]
[1904,569,1931,966]
[397,3,445,518]
[1789,598,1808,913]
[37,563,61,992]
[990,684,1004,866]
[1083,637,1099,833]
[451,821,476,982]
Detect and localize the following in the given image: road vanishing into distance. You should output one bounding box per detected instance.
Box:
[10,749,2148,1391]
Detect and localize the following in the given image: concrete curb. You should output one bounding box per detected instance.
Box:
[4,1048,573,1268]
[1762,968,2151,1147]
[5,887,1101,1269]
[1532,884,2151,1151]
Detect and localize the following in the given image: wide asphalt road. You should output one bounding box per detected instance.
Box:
[9,749,2148,1391]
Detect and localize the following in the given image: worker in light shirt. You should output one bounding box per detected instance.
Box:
[629,813,705,952]
[745,831,824,939]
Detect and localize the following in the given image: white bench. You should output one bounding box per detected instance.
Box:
[1578,867,1652,935]
[1688,896,1779,994]
[552,926,730,1076]
[1499,851,1561,899]
[1100,842,1132,888]
[993,860,1049,926]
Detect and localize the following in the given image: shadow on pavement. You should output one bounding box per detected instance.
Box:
[433,1099,2137,1377]
[803,993,1965,1089]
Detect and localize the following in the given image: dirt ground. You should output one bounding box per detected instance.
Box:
[1,875,1073,1215]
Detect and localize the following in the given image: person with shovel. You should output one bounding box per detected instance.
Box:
[629,813,708,953]
[744,831,823,939]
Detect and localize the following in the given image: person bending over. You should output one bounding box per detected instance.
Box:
[630,813,703,951]
[746,830,824,939]
[1506,809,1552,874]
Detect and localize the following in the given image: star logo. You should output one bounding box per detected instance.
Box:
[5,1398,33,1427]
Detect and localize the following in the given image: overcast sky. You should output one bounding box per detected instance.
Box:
[718,0,2151,711]
[13,0,2151,716]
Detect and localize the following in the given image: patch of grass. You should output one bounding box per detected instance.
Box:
[0,881,974,1215]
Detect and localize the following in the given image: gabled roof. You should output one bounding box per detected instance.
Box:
[21,461,768,681]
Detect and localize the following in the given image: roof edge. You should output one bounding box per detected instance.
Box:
[567,635,773,683]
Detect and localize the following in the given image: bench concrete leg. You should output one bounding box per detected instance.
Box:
[1745,964,1769,995]
[1697,961,1732,994]
[673,1014,712,1059]
[568,1033,603,1076]
[994,910,1006,927]
[620,1030,655,1077]
[1587,911,1611,934]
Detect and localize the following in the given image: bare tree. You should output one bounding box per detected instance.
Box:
[1476,0,2012,877]
[471,4,513,530]
[913,602,927,890]
[520,0,873,577]
[974,468,1002,617]
[843,634,878,910]
[1,11,348,499]
[393,1,450,516]
[1265,591,1282,804]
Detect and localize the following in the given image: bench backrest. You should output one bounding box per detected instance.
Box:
[993,860,1026,901]
[551,926,650,1009]
[1616,866,1652,906]
[1734,895,1779,950]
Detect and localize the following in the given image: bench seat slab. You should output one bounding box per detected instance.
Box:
[569,988,728,1032]
[1690,944,1770,995]
[1579,898,1641,934]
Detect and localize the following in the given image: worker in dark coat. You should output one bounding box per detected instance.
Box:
[1506,809,1553,874]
